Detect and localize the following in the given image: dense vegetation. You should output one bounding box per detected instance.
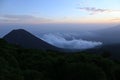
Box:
[0,39,120,80]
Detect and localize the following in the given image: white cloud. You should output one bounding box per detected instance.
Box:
[41,33,102,50]
[78,7,120,15]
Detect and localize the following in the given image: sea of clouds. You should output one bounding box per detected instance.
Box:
[41,33,102,50]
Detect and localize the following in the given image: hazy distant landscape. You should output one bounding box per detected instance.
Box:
[1,24,120,50]
[0,0,120,80]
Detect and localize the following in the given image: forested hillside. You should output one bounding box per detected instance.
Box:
[0,39,120,80]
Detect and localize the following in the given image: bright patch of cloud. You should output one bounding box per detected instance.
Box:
[78,7,120,15]
[112,17,120,20]
[41,33,102,50]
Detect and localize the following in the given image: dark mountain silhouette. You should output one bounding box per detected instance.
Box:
[3,29,62,51]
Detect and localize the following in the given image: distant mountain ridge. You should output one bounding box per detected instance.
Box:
[97,25,120,44]
[3,29,61,51]
[81,25,120,44]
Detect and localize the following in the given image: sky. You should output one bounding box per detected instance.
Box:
[0,0,120,24]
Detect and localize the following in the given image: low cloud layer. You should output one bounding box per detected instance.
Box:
[0,14,51,24]
[41,33,102,50]
[111,18,120,21]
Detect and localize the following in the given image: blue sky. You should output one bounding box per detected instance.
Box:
[0,0,120,24]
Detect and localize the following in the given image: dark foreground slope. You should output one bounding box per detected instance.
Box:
[82,44,120,60]
[3,29,61,51]
[0,39,120,80]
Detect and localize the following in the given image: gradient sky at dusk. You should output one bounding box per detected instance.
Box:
[0,0,120,24]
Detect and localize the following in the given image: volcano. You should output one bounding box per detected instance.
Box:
[3,29,61,51]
